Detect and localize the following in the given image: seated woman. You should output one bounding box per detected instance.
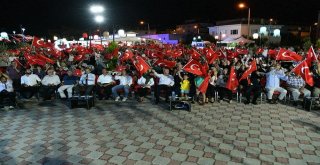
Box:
[137,72,154,102]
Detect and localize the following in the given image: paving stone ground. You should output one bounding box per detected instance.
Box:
[0,98,320,165]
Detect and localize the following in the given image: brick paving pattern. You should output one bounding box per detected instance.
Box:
[0,99,320,165]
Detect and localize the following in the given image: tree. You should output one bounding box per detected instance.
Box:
[316,39,320,49]
[303,37,312,51]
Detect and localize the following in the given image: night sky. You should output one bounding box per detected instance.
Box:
[0,0,319,36]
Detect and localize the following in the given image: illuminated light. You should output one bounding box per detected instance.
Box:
[40,38,44,41]
[93,35,99,40]
[214,36,219,39]
[118,29,126,37]
[53,36,58,41]
[0,32,9,39]
[238,3,246,8]
[48,40,51,43]
[140,21,144,25]
[221,34,226,38]
[194,25,198,29]
[90,5,104,14]
[197,36,201,39]
[260,27,267,35]
[94,15,104,23]
[193,37,196,41]
[253,33,259,39]
[273,29,281,37]
[315,22,318,26]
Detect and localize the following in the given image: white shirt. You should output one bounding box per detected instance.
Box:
[41,75,61,86]
[154,72,174,86]
[209,75,217,86]
[97,74,114,84]
[80,73,96,85]
[0,80,14,92]
[115,75,132,86]
[21,74,41,86]
[138,77,154,88]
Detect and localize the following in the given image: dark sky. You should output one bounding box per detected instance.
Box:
[0,0,319,36]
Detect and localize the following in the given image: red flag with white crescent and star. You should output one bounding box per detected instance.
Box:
[32,37,45,48]
[132,56,151,76]
[226,66,239,91]
[306,46,318,66]
[276,48,302,61]
[291,60,314,86]
[120,50,134,62]
[154,59,176,69]
[183,59,203,76]
[239,59,257,81]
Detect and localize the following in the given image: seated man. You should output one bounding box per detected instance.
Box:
[20,69,41,99]
[97,69,115,100]
[41,69,61,101]
[152,68,174,104]
[0,76,15,109]
[112,70,132,102]
[286,73,311,106]
[58,70,79,99]
[77,68,95,96]
[265,63,287,104]
[137,72,154,102]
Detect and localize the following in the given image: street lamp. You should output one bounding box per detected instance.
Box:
[140,21,150,36]
[90,5,104,14]
[238,3,251,39]
[194,25,199,34]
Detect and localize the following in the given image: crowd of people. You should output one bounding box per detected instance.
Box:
[0,41,320,110]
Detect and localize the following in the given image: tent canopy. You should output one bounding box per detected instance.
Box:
[220,36,255,44]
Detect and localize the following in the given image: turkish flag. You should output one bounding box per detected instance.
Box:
[183,59,203,76]
[49,49,64,59]
[239,59,257,81]
[171,49,183,58]
[191,49,201,60]
[154,59,176,68]
[256,48,264,54]
[74,54,85,61]
[32,37,45,47]
[198,76,210,93]
[292,60,314,86]
[226,66,239,91]
[115,65,127,72]
[276,48,302,61]
[268,49,278,59]
[216,49,226,59]
[306,46,318,66]
[73,69,82,77]
[37,54,55,64]
[204,47,218,64]
[132,56,151,75]
[120,50,134,62]
[235,48,249,55]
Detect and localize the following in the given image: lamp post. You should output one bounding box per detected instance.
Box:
[90,4,105,45]
[140,21,150,38]
[238,3,250,39]
[194,25,199,34]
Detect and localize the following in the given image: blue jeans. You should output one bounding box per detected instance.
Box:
[112,85,130,98]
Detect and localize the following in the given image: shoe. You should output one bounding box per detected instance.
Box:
[122,97,127,102]
[293,101,298,106]
[115,97,120,102]
[210,98,214,103]
[228,100,232,104]
[218,100,222,103]
[9,106,14,109]
[244,101,250,105]
[252,101,258,105]
[267,99,274,104]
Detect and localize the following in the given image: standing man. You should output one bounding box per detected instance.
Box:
[152,68,174,104]
[97,69,115,100]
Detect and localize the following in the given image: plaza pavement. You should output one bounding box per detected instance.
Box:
[0,98,320,165]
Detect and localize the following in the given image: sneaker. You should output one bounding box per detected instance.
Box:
[9,106,14,109]
[122,97,127,102]
[218,100,222,103]
[252,101,258,105]
[115,97,120,102]
[244,101,250,105]
[228,100,232,104]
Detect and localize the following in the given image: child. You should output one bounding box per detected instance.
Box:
[179,72,190,100]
